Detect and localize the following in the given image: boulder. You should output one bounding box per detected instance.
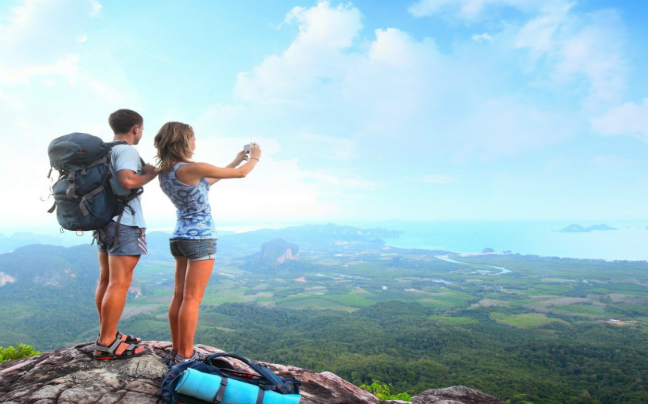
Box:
[413,386,506,404]
[0,341,504,404]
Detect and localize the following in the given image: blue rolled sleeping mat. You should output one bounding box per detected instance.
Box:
[176,368,301,404]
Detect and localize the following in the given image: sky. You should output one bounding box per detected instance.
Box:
[1,0,647,233]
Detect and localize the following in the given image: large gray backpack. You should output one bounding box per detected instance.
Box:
[47,133,141,232]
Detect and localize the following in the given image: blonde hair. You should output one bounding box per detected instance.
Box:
[153,122,195,172]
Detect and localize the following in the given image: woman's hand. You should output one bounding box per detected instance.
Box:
[208,143,261,184]
[250,142,262,160]
[230,149,249,167]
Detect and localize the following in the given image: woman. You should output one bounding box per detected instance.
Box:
[154,122,261,363]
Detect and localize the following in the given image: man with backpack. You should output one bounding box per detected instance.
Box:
[93,109,158,360]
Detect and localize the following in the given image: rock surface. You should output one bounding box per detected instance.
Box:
[0,341,504,404]
[412,386,506,404]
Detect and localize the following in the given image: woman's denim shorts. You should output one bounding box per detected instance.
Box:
[169,238,217,261]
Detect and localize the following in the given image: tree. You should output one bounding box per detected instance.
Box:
[0,344,40,363]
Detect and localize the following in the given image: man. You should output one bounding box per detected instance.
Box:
[93,109,157,360]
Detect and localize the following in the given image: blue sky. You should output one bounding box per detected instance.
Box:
[1,0,647,232]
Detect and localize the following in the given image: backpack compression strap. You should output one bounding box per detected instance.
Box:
[78,185,106,216]
[213,377,228,404]
[47,156,110,214]
[209,376,265,404]
[112,188,144,247]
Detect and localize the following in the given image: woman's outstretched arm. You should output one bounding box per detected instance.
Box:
[206,150,249,185]
[176,143,261,186]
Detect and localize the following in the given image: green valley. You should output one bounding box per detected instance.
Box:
[0,224,647,403]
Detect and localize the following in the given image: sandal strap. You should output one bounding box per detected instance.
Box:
[116,331,141,342]
[95,338,128,355]
[175,350,204,363]
[95,337,124,354]
[122,344,139,356]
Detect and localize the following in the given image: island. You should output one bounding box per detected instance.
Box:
[559,224,617,233]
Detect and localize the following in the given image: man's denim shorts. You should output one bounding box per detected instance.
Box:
[169,238,217,261]
[94,221,147,256]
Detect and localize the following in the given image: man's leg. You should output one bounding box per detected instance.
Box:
[97,255,140,351]
[96,252,110,325]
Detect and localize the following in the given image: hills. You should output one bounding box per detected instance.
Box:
[0,231,95,254]
[1,223,648,402]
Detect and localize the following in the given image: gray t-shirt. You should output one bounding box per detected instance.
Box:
[109,144,145,228]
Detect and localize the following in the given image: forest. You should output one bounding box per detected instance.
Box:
[1,224,647,403]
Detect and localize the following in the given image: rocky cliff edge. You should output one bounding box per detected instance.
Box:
[0,341,505,404]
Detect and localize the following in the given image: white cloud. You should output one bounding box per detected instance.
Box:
[229,1,591,160]
[284,2,362,50]
[471,33,493,43]
[408,0,565,20]
[0,0,146,230]
[144,155,338,228]
[591,99,648,141]
[409,0,627,107]
[0,0,99,84]
[514,3,573,53]
[89,80,124,104]
[235,1,362,103]
[0,54,80,85]
[551,10,626,107]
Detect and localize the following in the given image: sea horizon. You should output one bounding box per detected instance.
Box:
[3,219,647,262]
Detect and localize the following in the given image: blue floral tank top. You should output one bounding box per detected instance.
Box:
[159,162,216,239]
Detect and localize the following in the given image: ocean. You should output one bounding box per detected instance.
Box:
[375,220,648,261]
[9,220,648,262]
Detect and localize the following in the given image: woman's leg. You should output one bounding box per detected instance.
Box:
[169,257,188,353]
[176,258,215,358]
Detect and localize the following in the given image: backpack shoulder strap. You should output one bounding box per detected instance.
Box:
[105,141,147,173]
[105,140,128,148]
[204,353,294,394]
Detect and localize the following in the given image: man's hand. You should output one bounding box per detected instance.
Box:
[142,163,157,177]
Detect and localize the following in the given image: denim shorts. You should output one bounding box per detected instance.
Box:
[94,221,147,256]
[169,238,217,261]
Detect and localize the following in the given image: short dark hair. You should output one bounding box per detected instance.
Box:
[108,109,143,134]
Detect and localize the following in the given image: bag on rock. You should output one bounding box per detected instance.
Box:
[160,352,301,404]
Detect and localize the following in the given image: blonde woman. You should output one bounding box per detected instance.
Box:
[154,122,261,364]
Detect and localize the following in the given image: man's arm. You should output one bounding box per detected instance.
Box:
[116,163,158,189]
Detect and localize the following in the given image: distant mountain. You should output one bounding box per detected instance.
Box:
[0,244,98,287]
[0,231,97,253]
[217,223,399,258]
[0,224,399,257]
[0,233,63,253]
[559,224,617,233]
[260,238,300,265]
